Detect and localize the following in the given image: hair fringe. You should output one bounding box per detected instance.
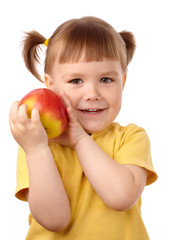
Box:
[21,31,46,82]
[21,18,136,83]
[119,31,136,65]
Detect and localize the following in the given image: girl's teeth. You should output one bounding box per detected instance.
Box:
[88,109,97,111]
[81,109,102,113]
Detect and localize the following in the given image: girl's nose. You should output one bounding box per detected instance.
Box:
[84,84,101,101]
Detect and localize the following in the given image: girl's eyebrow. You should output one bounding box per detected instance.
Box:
[62,73,84,79]
[62,71,120,79]
[100,71,119,77]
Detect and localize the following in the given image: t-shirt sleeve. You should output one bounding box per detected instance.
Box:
[114,125,158,185]
[15,146,29,201]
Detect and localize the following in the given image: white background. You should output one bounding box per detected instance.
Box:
[1,0,176,239]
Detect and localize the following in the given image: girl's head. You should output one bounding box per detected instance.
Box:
[22,17,136,133]
[22,16,136,82]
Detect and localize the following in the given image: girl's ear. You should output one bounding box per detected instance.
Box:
[123,73,127,90]
[44,73,56,91]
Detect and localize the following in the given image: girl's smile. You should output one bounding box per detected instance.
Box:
[45,60,126,134]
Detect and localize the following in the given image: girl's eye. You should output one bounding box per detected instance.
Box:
[70,79,83,84]
[100,77,113,83]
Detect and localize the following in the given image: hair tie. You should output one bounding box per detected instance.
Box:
[44,38,49,47]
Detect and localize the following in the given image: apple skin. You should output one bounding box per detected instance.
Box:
[20,88,68,138]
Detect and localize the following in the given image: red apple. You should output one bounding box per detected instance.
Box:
[20,88,68,138]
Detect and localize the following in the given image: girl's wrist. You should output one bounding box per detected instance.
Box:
[74,131,89,150]
[25,143,50,160]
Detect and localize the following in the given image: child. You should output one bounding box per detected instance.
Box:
[9,16,157,240]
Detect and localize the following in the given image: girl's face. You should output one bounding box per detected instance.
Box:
[45,59,126,134]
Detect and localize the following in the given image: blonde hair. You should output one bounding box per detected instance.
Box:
[22,16,136,82]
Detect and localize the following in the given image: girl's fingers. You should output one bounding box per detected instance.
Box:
[60,91,78,122]
[9,101,27,136]
[31,107,40,123]
[67,107,77,123]
[18,104,28,124]
[60,91,72,108]
[9,101,20,123]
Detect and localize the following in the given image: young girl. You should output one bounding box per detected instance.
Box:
[9,16,157,240]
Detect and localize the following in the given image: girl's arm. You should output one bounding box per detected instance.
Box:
[25,146,70,231]
[9,101,70,231]
[75,134,147,211]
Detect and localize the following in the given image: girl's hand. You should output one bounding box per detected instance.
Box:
[49,92,87,148]
[9,101,48,154]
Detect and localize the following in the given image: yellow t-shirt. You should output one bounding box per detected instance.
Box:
[15,123,157,240]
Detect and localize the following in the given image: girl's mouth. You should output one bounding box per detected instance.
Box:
[79,108,104,114]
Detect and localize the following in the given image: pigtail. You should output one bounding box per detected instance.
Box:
[119,31,136,66]
[22,31,46,82]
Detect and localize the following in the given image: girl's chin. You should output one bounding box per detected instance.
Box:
[81,123,107,135]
